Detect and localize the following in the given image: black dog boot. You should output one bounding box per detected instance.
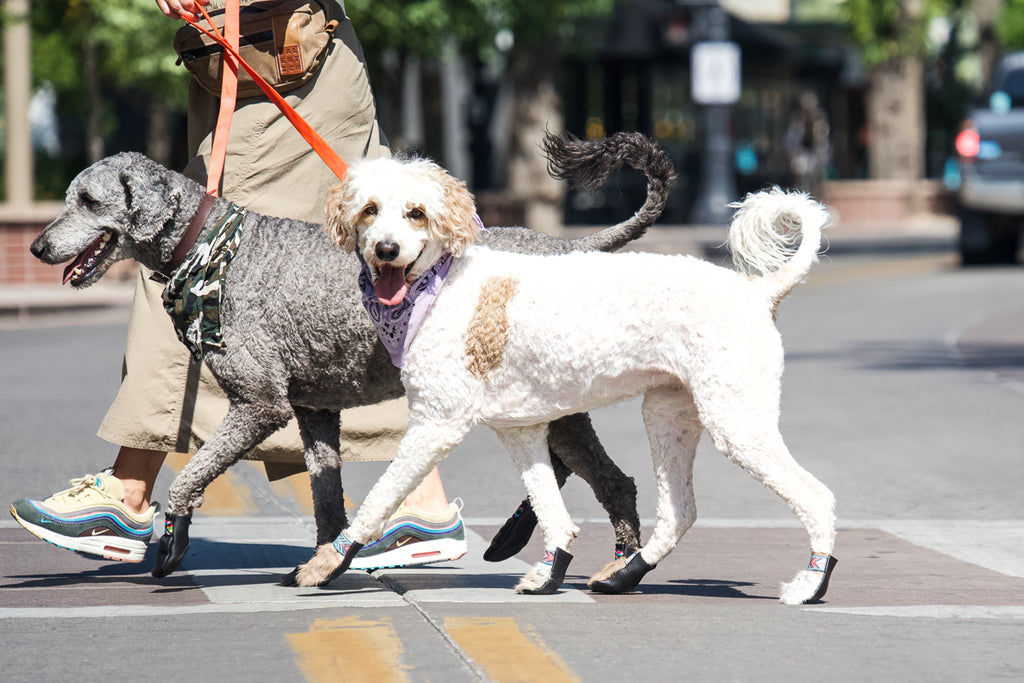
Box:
[484,499,538,562]
[802,554,838,604]
[589,550,655,594]
[520,548,573,595]
[151,512,192,578]
[315,536,364,587]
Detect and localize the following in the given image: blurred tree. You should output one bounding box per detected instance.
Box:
[345,0,614,231]
[842,0,951,180]
[28,0,187,171]
[996,0,1024,50]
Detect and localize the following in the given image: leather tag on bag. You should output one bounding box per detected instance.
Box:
[279,45,304,76]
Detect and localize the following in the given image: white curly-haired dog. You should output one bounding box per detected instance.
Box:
[296,154,838,605]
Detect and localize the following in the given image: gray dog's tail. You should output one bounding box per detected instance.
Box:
[542,132,675,252]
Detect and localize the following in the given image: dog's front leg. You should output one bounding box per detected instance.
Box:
[290,418,471,588]
[153,401,291,578]
[495,425,579,595]
[293,407,346,543]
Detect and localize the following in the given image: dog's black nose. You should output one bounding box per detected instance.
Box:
[29,238,49,260]
[375,241,400,262]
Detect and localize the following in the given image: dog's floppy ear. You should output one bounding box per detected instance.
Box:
[325,180,358,252]
[430,164,479,257]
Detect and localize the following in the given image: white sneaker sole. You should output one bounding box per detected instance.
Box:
[349,538,468,571]
[11,509,149,563]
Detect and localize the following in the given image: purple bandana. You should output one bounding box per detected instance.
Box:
[358,251,453,367]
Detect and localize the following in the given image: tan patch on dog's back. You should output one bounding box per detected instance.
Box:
[465,276,519,377]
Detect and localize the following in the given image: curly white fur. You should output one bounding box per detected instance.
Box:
[312,159,837,603]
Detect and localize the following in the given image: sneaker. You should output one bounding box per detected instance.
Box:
[349,499,468,570]
[9,469,156,563]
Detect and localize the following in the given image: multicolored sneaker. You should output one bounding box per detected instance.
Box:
[9,469,156,563]
[349,499,468,570]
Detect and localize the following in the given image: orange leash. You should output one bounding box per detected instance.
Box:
[203,0,239,196]
[184,5,349,184]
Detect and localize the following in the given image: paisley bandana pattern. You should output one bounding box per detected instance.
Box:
[163,204,246,362]
[357,251,453,368]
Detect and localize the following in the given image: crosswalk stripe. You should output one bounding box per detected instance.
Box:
[287,616,410,682]
[444,616,580,683]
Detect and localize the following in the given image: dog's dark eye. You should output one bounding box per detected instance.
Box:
[79,191,101,211]
[363,204,378,216]
[408,208,424,220]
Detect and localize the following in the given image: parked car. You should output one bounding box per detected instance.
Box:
[955,51,1024,265]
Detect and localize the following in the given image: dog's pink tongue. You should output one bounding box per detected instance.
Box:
[375,264,408,305]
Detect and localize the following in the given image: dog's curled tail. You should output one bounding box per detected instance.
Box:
[727,187,832,305]
[542,132,675,252]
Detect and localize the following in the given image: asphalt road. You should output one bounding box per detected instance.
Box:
[2,248,1023,682]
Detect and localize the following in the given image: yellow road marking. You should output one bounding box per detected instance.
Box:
[287,616,409,682]
[444,617,580,683]
[163,452,256,516]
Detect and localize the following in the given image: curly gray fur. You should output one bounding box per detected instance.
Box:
[31,133,671,568]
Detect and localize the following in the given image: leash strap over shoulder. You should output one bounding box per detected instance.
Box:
[183,5,349,184]
[204,0,239,196]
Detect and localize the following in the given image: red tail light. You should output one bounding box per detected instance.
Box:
[956,125,980,158]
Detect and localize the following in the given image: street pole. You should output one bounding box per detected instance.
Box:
[3,0,34,206]
[689,1,737,225]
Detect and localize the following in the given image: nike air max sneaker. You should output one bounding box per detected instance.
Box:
[349,500,468,570]
[10,469,156,563]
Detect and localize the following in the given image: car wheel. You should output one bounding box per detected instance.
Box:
[959,210,1021,266]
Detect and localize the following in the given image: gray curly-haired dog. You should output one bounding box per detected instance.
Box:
[30,132,673,582]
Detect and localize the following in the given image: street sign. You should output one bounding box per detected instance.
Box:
[691,41,741,105]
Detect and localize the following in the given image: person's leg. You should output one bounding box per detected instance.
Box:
[401,465,449,514]
[111,446,167,513]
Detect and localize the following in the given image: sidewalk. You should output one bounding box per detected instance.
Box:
[0,214,959,322]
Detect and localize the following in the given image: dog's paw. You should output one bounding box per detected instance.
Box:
[515,548,573,595]
[779,554,837,605]
[515,563,552,594]
[293,543,345,587]
[587,558,627,585]
[150,512,192,578]
[588,551,655,594]
[483,499,537,563]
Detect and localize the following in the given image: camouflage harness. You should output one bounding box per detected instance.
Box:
[162,204,246,361]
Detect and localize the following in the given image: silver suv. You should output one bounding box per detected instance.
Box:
[955,51,1024,264]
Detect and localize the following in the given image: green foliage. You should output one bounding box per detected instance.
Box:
[31,0,189,110]
[997,0,1024,49]
[842,0,951,65]
[344,0,614,60]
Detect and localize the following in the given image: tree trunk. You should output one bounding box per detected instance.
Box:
[866,56,925,180]
[83,36,105,164]
[146,99,173,167]
[506,52,564,235]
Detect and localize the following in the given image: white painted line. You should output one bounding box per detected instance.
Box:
[0,598,403,620]
[803,605,1024,620]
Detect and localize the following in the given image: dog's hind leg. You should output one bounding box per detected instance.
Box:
[697,384,837,605]
[293,407,346,544]
[484,413,641,563]
[548,413,641,554]
[494,424,580,595]
[152,401,291,578]
[590,385,701,594]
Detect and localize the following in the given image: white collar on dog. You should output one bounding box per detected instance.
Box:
[357,251,453,368]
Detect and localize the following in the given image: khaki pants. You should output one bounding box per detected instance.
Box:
[98,2,406,478]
